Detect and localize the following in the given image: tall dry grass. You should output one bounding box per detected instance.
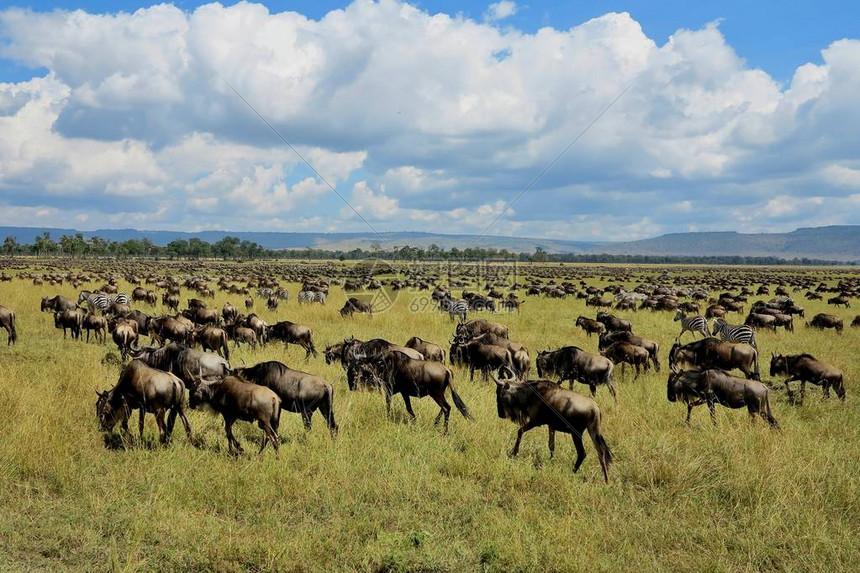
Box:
[0,264,858,571]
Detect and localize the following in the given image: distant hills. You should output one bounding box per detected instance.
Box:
[1,225,857,262]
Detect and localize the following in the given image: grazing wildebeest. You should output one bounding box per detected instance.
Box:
[806,313,844,333]
[190,376,281,454]
[495,377,612,482]
[96,360,192,445]
[666,369,778,427]
[340,337,423,369]
[41,295,77,313]
[601,342,649,380]
[405,336,445,362]
[356,351,472,434]
[828,295,851,308]
[232,361,337,436]
[0,305,17,345]
[455,318,509,340]
[745,313,777,332]
[182,307,219,327]
[131,343,230,390]
[340,297,373,318]
[54,309,83,340]
[852,315,860,328]
[225,324,258,350]
[597,331,660,372]
[669,338,760,380]
[535,347,616,401]
[192,325,230,360]
[460,332,529,376]
[268,320,317,358]
[83,313,107,344]
[266,296,279,311]
[575,316,605,338]
[109,318,139,360]
[148,315,193,345]
[770,353,845,405]
[450,339,515,382]
[595,311,632,333]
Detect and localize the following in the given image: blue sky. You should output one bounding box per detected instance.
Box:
[0,1,858,239]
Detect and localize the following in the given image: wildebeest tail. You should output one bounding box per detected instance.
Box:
[763,392,779,429]
[588,410,613,483]
[752,347,761,381]
[447,372,473,420]
[270,396,281,433]
[222,333,230,362]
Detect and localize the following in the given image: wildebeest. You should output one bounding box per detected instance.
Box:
[0,305,17,345]
[455,318,509,340]
[131,343,231,390]
[41,295,77,313]
[148,315,193,346]
[827,295,851,308]
[770,353,845,404]
[745,313,777,332]
[182,307,220,327]
[268,320,317,358]
[83,313,107,344]
[404,336,445,362]
[232,361,337,436]
[96,360,192,445]
[192,325,230,360]
[222,302,238,324]
[595,311,632,333]
[601,342,649,379]
[666,369,778,427]
[459,332,529,377]
[109,318,139,359]
[597,331,660,372]
[339,337,423,369]
[162,293,180,312]
[340,297,373,318]
[495,377,612,482]
[669,338,760,380]
[54,309,83,340]
[575,316,605,338]
[190,376,280,454]
[266,296,279,311]
[355,350,472,434]
[225,324,258,350]
[536,347,616,401]
[806,313,844,333]
[450,339,515,382]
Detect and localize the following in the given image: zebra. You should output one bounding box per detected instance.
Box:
[298,291,326,305]
[673,310,709,340]
[78,290,129,312]
[711,318,757,348]
[439,296,467,323]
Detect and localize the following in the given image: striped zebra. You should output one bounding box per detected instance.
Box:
[673,310,709,340]
[298,291,326,305]
[439,296,468,323]
[711,318,757,348]
[77,290,129,312]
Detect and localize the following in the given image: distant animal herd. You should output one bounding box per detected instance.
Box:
[1,263,856,483]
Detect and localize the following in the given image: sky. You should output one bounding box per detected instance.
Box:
[0,1,858,241]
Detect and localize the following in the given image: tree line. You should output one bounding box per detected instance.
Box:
[1,233,853,266]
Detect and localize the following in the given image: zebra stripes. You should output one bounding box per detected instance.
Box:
[711,318,757,348]
[674,311,709,339]
[298,291,326,304]
[439,297,467,322]
[78,290,129,312]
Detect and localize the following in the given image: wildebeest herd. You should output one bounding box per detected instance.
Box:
[1,260,857,484]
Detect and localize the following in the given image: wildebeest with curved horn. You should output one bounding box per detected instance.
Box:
[535,346,616,402]
[355,350,472,434]
[268,320,317,358]
[0,305,17,345]
[96,360,192,445]
[232,361,337,436]
[669,338,760,380]
[770,353,845,405]
[340,297,373,318]
[189,375,280,454]
[595,311,632,333]
[495,377,612,482]
[666,369,778,427]
[41,295,77,313]
[455,318,509,340]
[575,316,605,338]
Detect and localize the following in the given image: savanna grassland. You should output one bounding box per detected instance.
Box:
[0,261,859,572]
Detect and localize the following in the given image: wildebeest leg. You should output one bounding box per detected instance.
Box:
[589,384,597,397]
[634,363,640,380]
[430,393,451,434]
[384,390,393,419]
[138,409,146,440]
[401,395,417,420]
[686,402,694,424]
[470,367,475,382]
[783,376,799,401]
[548,429,556,458]
[708,399,717,425]
[155,410,168,443]
[509,420,541,457]
[799,380,806,406]
[301,410,313,431]
[224,418,241,454]
[571,432,586,472]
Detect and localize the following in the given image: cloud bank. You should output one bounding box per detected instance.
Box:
[0,0,858,241]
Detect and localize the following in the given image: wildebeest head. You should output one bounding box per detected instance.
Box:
[189,381,216,410]
[95,389,127,432]
[666,372,684,402]
[769,353,787,377]
[325,343,344,365]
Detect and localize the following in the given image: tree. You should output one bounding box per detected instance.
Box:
[89,236,109,256]
[2,236,19,256]
[187,238,211,259]
[166,239,189,258]
[141,238,157,257]
[532,246,548,262]
[34,232,56,256]
[213,236,241,259]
